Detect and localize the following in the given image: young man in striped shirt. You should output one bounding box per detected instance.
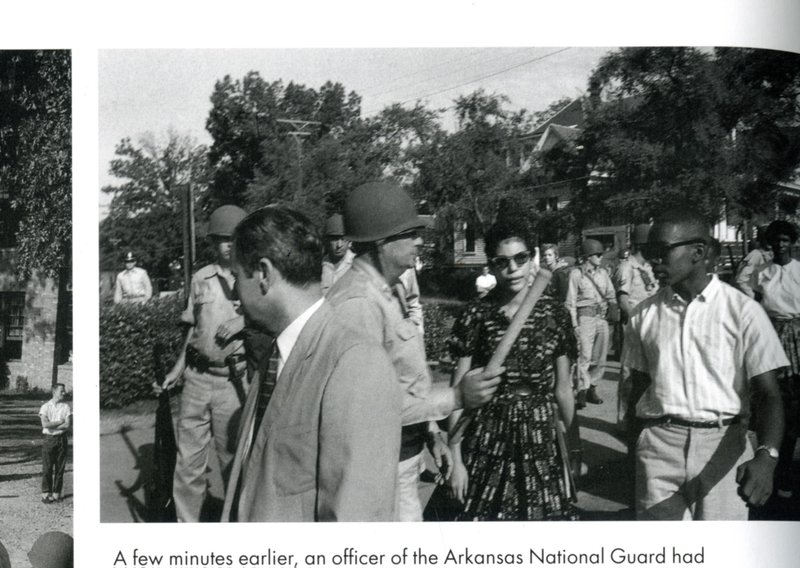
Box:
[623,209,788,520]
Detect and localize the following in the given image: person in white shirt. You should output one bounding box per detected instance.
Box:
[39,384,71,504]
[474,265,497,298]
[625,209,787,520]
[751,219,800,499]
[735,226,773,298]
[113,251,153,304]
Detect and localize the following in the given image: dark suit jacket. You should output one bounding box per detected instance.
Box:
[222,301,401,521]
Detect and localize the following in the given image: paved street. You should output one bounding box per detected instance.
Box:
[100,352,800,522]
[100,361,632,522]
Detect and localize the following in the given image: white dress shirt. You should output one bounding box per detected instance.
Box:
[623,275,789,421]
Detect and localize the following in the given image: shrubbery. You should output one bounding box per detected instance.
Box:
[422,301,464,364]
[100,295,186,408]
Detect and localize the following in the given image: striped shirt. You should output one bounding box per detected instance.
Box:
[623,275,789,422]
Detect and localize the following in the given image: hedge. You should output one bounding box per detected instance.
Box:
[100,293,466,408]
[422,301,465,364]
[99,295,187,408]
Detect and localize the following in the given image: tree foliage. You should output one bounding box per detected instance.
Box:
[205,72,443,225]
[0,50,71,278]
[562,47,800,228]
[411,90,534,240]
[99,131,209,283]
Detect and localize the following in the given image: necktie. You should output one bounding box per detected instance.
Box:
[252,339,279,440]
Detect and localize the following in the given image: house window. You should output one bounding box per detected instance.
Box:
[1,292,25,360]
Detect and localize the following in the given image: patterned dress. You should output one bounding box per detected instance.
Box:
[449,291,578,521]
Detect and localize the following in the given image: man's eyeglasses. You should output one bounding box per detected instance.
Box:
[640,238,706,263]
[489,251,531,270]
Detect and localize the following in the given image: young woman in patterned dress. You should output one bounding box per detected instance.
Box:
[446,221,579,520]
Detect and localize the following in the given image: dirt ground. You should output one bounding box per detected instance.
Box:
[0,396,73,568]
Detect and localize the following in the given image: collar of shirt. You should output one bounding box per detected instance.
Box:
[275,297,325,377]
[351,256,394,301]
[665,274,720,308]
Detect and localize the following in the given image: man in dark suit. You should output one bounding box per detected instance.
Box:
[222,205,402,521]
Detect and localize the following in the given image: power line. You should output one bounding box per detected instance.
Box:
[362,47,572,117]
[361,47,540,102]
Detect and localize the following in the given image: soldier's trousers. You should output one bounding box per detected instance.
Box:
[173,365,245,522]
[576,314,609,391]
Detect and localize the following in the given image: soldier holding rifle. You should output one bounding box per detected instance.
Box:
[154,205,248,522]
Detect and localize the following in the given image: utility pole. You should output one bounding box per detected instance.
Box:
[276,119,320,196]
[181,184,196,298]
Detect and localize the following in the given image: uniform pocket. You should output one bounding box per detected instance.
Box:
[272,424,317,496]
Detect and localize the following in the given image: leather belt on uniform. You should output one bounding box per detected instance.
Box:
[643,415,741,429]
[186,344,228,369]
[577,305,603,317]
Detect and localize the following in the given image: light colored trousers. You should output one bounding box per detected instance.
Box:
[635,422,753,520]
[576,315,609,391]
[173,366,244,522]
[394,452,425,522]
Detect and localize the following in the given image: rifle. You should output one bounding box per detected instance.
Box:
[151,342,177,522]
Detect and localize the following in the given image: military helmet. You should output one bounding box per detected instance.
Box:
[28,532,73,568]
[580,238,604,257]
[324,214,346,237]
[344,181,427,243]
[631,224,651,246]
[208,205,247,237]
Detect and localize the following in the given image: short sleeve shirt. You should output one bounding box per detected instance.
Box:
[751,259,800,319]
[39,400,71,435]
[181,264,244,363]
[623,275,790,421]
[613,256,658,308]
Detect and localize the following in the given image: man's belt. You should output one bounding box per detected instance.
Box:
[577,305,603,317]
[185,344,227,369]
[643,415,741,429]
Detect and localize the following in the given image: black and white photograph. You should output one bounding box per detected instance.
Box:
[97,46,800,525]
[0,50,74,567]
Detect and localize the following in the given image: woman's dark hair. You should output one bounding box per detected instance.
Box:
[765,220,798,245]
[484,217,534,258]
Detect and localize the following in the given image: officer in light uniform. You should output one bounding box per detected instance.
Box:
[113,251,153,304]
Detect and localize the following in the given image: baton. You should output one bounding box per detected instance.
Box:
[449,268,553,445]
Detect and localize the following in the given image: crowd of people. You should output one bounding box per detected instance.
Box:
[142,179,798,522]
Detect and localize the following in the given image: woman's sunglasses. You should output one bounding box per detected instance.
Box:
[489,251,531,270]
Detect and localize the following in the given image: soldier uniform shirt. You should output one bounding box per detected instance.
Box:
[623,275,790,422]
[181,264,244,362]
[613,255,657,308]
[113,266,152,303]
[320,249,355,296]
[327,257,456,426]
[565,264,616,318]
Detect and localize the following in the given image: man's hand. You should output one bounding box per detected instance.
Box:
[426,431,453,482]
[736,452,777,507]
[216,316,245,344]
[153,368,181,396]
[457,366,504,410]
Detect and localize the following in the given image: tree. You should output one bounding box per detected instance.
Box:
[412,90,532,240]
[564,47,800,229]
[0,50,71,279]
[99,131,210,286]
[205,72,443,224]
